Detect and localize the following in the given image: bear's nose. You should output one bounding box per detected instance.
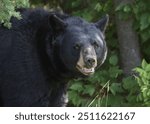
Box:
[85,57,96,68]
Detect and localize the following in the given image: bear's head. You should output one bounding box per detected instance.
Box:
[49,14,109,77]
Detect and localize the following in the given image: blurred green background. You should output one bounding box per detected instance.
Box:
[0,0,150,106]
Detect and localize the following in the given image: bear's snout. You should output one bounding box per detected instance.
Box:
[85,57,96,68]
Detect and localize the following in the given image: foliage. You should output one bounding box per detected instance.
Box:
[68,53,123,107]
[0,0,29,28]
[134,60,150,106]
[69,59,150,107]
[68,56,143,107]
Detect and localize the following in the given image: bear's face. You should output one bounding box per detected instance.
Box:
[50,15,108,76]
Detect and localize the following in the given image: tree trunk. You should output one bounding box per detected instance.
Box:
[114,0,141,76]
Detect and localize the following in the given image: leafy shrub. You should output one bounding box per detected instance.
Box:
[134,60,150,106]
[68,54,123,107]
[0,0,29,28]
[68,59,150,107]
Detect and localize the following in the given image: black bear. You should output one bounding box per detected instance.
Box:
[0,9,108,107]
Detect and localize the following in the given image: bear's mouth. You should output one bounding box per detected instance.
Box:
[76,49,97,76]
[76,64,95,76]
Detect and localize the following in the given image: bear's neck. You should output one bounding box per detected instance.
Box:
[47,39,74,80]
[28,12,75,82]
[36,30,74,82]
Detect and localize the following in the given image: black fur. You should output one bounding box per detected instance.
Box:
[0,9,108,106]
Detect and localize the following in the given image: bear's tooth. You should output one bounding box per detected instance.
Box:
[82,68,95,73]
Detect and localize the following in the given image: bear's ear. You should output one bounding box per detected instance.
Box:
[95,14,109,33]
[49,14,67,33]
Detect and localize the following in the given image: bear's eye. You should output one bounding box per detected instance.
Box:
[92,41,99,48]
[73,43,81,50]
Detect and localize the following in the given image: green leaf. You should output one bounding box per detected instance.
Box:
[147,90,150,97]
[106,94,124,107]
[143,89,148,98]
[140,13,150,30]
[140,31,150,42]
[141,77,149,85]
[69,82,83,92]
[68,91,82,106]
[145,64,150,72]
[123,77,137,90]
[141,59,148,69]
[135,77,143,86]
[126,95,137,103]
[71,1,81,8]
[94,3,102,12]
[108,66,122,78]
[83,85,95,96]
[109,55,118,66]
[134,67,146,76]
[115,4,124,11]
[123,5,131,13]
[110,83,124,95]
